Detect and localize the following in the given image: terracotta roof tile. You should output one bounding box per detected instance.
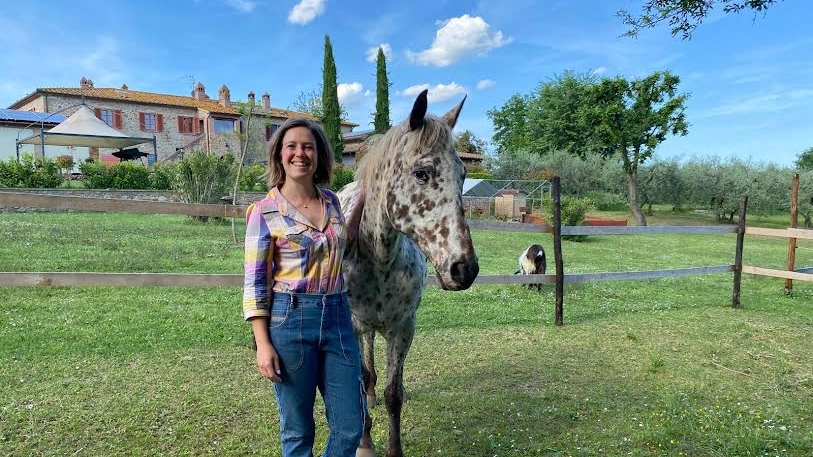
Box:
[38,87,241,115]
[35,87,358,126]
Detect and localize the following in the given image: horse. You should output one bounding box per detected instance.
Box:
[338,89,479,457]
[514,244,547,291]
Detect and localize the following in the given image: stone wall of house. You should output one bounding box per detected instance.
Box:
[14,95,242,162]
[0,188,267,213]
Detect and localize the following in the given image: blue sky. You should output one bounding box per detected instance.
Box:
[1,0,811,166]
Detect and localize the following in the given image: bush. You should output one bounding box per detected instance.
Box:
[79,160,113,188]
[583,191,627,211]
[172,150,236,221]
[543,195,596,242]
[148,162,174,190]
[239,163,268,192]
[109,162,150,189]
[0,154,62,188]
[330,166,355,192]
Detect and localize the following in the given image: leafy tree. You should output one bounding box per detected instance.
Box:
[454,130,488,156]
[290,88,348,120]
[321,35,344,163]
[54,155,75,178]
[487,94,532,154]
[527,71,600,156]
[795,146,813,171]
[484,149,546,180]
[798,170,813,228]
[617,0,784,39]
[373,47,391,134]
[584,71,689,225]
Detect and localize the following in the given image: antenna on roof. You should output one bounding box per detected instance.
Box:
[184,75,196,95]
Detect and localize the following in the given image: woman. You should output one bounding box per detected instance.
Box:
[243,117,365,456]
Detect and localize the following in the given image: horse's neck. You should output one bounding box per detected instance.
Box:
[358,201,402,265]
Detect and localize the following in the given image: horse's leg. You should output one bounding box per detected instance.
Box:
[360,331,378,407]
[356,331,377,456]
[383,324,415,457]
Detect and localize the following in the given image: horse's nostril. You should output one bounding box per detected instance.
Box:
[450,260,479,288]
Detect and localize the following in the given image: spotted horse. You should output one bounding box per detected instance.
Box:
[338,89,479,457]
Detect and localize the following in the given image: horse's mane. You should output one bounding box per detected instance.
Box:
[356,115,453,191]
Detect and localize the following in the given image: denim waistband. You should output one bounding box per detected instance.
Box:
[272,291,347,307]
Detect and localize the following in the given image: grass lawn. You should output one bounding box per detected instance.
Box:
[1,211,812,456]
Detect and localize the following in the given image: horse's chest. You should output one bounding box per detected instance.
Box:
[345,244,427,331]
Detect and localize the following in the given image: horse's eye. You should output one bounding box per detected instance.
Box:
[413,169,430,183]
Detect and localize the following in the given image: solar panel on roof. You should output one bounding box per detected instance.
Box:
[0,109,66,124]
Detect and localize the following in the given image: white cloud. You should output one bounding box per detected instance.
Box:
[337,82,365,107]
[366,43,393,63]
[288,0,328,25]
[399,82,467,103]
[406,15,510,67]
[591,66,607,76]
[223,0,256,13]
[476,79,495,90]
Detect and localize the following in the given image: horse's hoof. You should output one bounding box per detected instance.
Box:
[366,394,377,408]
[356,447,376,457]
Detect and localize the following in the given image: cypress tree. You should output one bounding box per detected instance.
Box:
[373,47,391,134]
[321,35,344,163]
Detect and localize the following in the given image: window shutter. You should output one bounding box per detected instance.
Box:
[113,110,123,129]
[138,112,145,131]
[177,117,184,132]
[193,117,200,134]
[265,125,271,141]
[94,108,102,119]
[157,114,164,132]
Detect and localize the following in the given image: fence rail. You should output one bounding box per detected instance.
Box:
[2,184,811,325]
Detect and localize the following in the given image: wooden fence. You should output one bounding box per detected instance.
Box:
[2,177,812,325]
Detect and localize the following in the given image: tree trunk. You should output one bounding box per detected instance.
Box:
[625,170,647,226]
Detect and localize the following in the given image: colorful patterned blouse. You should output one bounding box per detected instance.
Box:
[242,187,349,320]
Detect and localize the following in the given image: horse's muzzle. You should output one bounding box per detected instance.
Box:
[439,258,479,290]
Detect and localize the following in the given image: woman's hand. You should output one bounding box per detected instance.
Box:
[250,317,282,382]
[255,341,282,383]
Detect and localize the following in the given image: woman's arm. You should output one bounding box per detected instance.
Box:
[250,317,281,382]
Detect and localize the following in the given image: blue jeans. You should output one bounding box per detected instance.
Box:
[269,291,366,457]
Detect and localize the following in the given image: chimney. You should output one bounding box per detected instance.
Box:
[193,82,207,101]
[218,84,231,108]
[247,91,256,106]
[80,77,94,89]
[262,92,271,110]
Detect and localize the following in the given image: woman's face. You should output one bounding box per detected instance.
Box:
[279,126,318,183]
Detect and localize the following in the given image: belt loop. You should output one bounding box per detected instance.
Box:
[290,293,297,309]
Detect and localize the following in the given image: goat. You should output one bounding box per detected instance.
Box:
[514,244,547,291]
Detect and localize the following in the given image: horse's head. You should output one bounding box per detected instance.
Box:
[364,90,479,290]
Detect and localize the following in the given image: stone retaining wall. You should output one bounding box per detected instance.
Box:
[0,188,268,212]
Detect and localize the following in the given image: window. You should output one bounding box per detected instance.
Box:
[139,112,163,132]
[265,124,279,141]
[95,108,122,129]
[213,118,234,134]
[144,113,156,131]
[99,109,114,127]
[178,116,198,134]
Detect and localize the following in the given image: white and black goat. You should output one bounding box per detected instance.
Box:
[514,244,547,291]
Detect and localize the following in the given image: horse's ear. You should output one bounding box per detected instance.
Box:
[441,94,466,129]
[409,89,428,131]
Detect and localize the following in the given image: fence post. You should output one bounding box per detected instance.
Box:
[732,195,748,309]
[785,173,800,294]
[552,176,564,325]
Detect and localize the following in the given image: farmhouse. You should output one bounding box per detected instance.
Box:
[0,109,67,162]
[6,77,358,165]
